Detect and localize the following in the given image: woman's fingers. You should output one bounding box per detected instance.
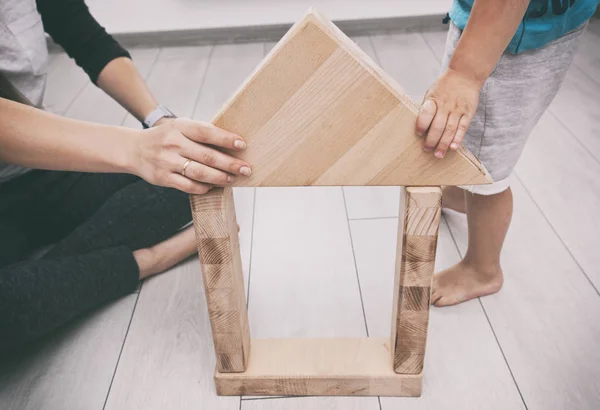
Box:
[181,138,252,176]
[180,160,234,186]
[168,173,212,195]
[175,118,246,151]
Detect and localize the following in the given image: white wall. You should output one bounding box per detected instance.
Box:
[87,0,451,34]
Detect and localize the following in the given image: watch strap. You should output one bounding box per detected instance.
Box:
[143,105,176,128]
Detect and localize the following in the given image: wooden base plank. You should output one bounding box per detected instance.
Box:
[215,338,422,397]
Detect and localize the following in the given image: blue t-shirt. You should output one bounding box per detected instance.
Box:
[449,0,599,54]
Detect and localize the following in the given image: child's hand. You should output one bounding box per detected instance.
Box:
[416,68,483,158]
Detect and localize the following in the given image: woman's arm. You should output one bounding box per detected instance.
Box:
[35,0,160,122]
[416,0,530,158]
[96,57,160,122]
[0,98,251,194]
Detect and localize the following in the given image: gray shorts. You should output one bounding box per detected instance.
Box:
[442,22,586,195]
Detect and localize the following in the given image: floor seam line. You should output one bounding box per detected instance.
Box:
[246,188,257,307]
[443,214,529,410]
[101,284,144,410]
[190,45,216,117]
[342,187,370,337]
[513,173,600,296]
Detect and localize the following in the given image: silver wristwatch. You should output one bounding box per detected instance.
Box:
[143,104,176,128]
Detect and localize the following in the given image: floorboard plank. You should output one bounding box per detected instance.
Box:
[42,53,90,115]
[547,64,600,163]
[515,112,600,290]
[247,187,366,339]
[192,43,264,122]
[122,46,211,127]
[0,296,138,410]
[420,30,448,62]
[572,29,600,85]
[242,396,380,410]
[445,178,600,410]
[103,43,262,410]
[64,48,160,124]
[351,218,524,409]
[369,32,439,101]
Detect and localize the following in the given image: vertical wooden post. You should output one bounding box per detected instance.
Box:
[391,186,442,374]
[190,187,250,373]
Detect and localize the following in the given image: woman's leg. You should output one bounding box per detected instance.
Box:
[0,173,196,350]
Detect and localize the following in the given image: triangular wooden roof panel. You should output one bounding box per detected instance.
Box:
[212,9,492,187]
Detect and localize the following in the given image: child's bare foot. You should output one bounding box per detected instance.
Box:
[431,261,503,307]
[442,186,467,214]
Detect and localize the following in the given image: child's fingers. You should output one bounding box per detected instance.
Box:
[424,108,448,152]
[434,112,462,158]
[416,99,437,137]
[450,113,473,150]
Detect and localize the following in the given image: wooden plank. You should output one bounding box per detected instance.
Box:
[445,177,600,409]
[391,187,441,374]
[215,338,422,397]
[191,188,251,372]
[212,11,490,187]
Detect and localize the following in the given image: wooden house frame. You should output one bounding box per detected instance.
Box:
[190,9,491,397]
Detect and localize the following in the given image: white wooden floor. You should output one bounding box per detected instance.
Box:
[2,21,600,410]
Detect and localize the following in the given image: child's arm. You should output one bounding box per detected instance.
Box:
[416,0,530,158]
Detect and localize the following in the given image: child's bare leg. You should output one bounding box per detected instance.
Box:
[133,225,197,280]
[442,186,467,214]
[432,187,512,307]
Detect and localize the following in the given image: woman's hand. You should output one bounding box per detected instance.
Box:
[130,118,252,194]
[416,68,483,158]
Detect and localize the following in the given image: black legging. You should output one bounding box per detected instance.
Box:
[0,170,191,351]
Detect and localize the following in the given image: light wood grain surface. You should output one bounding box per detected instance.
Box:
[191,188,251,372]
[216,338,422,397]
[212,11,490,187]
[391,187,441,374]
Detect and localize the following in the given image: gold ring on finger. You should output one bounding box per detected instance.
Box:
[181,158,192,177]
